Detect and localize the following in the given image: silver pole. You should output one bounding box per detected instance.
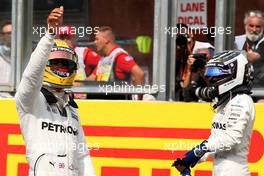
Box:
[214,0,236,52]
[15,0,23,89]
[23,0,33,72]
[14,0,33,90]
[10,0,18,92]
[226,0,236,50]
[153,0,171,100]
[168,0,177,101]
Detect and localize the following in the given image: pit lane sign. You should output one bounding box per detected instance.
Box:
[177,0,207,28]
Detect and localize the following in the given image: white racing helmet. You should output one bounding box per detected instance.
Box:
[203,50,254,104]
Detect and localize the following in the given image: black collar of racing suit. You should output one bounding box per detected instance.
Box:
[41,87,78,108]
[213,85,252,109]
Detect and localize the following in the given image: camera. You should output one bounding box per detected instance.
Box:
[176,34,188,47]
[191,53,207,73]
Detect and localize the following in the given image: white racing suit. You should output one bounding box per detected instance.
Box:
[202,94,255,176]
[15,33,96,176]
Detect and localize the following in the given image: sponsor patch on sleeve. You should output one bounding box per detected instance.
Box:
[124,56,134,61]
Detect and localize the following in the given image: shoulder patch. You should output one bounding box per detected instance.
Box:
[124,56,134,61]
[92,51,98,57]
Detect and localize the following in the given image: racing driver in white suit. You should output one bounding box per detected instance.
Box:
[15,7,96,176]
[172,50,256,176]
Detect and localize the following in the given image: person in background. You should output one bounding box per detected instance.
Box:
[0,21,12,98]
[182,50,209,102]
[0,21,11,58]
[175,23,214,101]
[182,48,212,89]
[87,26,145,99]
[235,10,264,90]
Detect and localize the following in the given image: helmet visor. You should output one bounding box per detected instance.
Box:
[47,59,77,78]
[49,51,76,61]
[204,67,231,77]
[47,59,77,70]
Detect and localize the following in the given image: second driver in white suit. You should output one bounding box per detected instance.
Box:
[172,50,256,176]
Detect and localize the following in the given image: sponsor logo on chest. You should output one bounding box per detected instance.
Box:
[41,121,78,136]
[212,122,226,130]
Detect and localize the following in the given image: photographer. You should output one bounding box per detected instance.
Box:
[175,23,214,101]
[182,53,208,102]
[175,32,189,100]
